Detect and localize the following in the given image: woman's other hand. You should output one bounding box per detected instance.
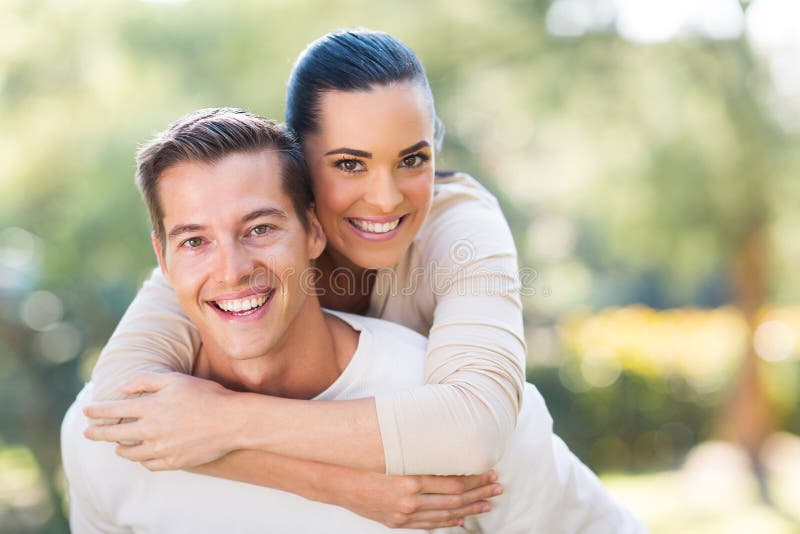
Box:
[338,469,502,530]
[83,372,240,470]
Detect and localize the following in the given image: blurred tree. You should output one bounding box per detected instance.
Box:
[424,0,797,501]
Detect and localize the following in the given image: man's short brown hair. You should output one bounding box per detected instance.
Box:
[135,108,313,245]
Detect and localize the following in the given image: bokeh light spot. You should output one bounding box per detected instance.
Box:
[36,322,82,364]
[19,291,63,331]
[754,320,796,362]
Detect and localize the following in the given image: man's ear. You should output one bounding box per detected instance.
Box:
[151,231,169,278]
[306,207,326,260]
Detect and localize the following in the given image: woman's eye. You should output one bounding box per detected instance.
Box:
[251,225,271,236]
[335,159,364,172]
[400,154,427,168]
[182,237,203,248]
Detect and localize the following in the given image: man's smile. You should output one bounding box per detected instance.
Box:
[208,289,275,320]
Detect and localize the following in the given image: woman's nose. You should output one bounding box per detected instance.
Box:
[364,169,403,213]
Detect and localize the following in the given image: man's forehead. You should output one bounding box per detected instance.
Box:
[158,153,297,231]
[159,151,290,206]
[160,151,283,186]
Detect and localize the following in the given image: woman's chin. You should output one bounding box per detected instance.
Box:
[345,249,406,271]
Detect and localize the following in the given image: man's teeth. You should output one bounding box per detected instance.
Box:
[350,218,401,234]
[216,294,268,313]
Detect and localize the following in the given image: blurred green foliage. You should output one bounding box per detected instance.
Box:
[1,0,799,532]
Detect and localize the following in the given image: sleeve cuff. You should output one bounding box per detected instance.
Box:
[374,394,405,475]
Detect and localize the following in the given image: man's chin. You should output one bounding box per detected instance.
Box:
[224,348,270,361]
[215,336,272,361]
[202,324,273,361]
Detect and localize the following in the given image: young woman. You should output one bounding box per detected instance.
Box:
[87,29,526,529]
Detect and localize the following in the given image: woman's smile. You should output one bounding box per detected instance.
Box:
[346,214,408,241]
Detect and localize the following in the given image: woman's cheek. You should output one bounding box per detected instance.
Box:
[406,173,434,207]
[319,181,358,219]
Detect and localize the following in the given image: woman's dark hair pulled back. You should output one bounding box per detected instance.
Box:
[286,28,438,142]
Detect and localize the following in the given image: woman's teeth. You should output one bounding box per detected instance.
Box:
[216,293,268,313]
[349,218,401,234]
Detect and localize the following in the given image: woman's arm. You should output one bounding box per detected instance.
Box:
[375,175,527,475]
[85,373,386,472]
[91,268,199,403]
[189,451,499,530]
[85,375,501,529]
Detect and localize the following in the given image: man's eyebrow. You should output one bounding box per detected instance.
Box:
[323,147,372,158]
[398,141,430,158]
[166,209,287,239]
[167,224,205,240]
[242,208,289,223]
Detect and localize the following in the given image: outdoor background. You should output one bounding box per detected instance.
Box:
[1,0,799,532]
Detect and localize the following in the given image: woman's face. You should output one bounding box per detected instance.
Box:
[303,82,435,270]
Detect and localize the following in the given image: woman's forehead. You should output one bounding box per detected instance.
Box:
[313,84,434,148]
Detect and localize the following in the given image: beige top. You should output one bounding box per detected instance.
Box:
[91,172,527,475]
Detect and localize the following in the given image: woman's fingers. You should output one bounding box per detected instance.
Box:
[418,470,497,495]
[462,470,498,490]
[115,443,155,463]
[83,398,145,420]
[417,482,502,511]
[417,501,492,521]
[403,499,493,529]
[84,421,144,443]
[403,518,465,530]
[141,459,169,472]
[119,372,173,396]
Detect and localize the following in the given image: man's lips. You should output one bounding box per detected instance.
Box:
[209,289,273,314]
[210,288,266,301]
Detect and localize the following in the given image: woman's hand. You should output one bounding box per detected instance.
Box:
[337,469,502,530]
[83,372,242,470]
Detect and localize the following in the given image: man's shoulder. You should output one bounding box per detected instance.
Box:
[62,384,145,483]
[61,384,94,447]
[318,311,427,399]
[61,384,136,521]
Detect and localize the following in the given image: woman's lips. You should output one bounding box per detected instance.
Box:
[346,215,406,242]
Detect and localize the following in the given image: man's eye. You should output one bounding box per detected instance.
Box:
[335,159,364,172]
[251,225,271,236]
[182,237,203,248]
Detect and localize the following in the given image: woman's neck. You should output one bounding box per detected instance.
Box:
[315,248,376,314]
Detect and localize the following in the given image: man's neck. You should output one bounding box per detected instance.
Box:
[193,298,358,400]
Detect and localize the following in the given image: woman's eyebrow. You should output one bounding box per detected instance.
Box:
[323,147,372,158]
[398,141,430,157]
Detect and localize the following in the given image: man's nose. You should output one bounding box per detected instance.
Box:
[214,241,253,287]
[364,168,403,213]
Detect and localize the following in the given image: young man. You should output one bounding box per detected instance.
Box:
[61,108,644,533]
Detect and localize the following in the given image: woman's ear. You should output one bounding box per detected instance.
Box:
[306,207,326,260]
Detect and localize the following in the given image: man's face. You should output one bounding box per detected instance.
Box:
[153,150,324,361]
